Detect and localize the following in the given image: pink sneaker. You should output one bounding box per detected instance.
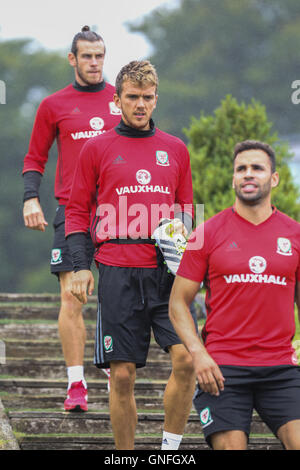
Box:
[64,380,88,412]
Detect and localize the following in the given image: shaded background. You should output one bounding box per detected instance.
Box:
[1,0,300,293]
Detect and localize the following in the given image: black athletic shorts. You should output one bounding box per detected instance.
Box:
[50,205,94,276]
[193,365,300,448]
[94,262,198,369]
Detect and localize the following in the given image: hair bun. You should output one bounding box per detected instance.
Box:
[81,25,90,32]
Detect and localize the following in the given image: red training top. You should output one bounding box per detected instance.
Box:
[22,82,121,204]
[177,207,300,366]
[65,123,193,268]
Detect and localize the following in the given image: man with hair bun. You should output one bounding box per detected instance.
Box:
[65,60,197,450]
[22,26,121,412]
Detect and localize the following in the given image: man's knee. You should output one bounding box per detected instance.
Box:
[277,420,300,450]
[60,291,83,314]
[170,345,195,381]
[59,272,83,316]
[110,363,136,396]
[211,430,248,450]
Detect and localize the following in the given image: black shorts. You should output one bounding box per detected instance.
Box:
[50,205,94,276]
[193,365,300,447]
[94,262,198,369]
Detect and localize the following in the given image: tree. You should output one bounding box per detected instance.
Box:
[130,0,300,139]
[185,95,300,220]
[0,38,73,292]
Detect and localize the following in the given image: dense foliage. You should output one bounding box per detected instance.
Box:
[130,0,300,139]
[0,39,73,292]
[185,95,300,220]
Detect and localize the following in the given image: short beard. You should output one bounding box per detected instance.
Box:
[76,64,101,86]
[234,181,272,206]
[121,109,150,131]
[236,194,263,206]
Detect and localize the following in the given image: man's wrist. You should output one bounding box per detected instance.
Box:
[66,233,89,272]
[23,171,42,202]
[188,341,208,358]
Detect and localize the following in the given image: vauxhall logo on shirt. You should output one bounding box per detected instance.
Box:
[71,116,106,140]
[70,102,121,140]
[115,169,170,195]
[223,255,287,286]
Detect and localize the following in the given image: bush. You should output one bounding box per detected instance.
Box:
[185,95,300,220]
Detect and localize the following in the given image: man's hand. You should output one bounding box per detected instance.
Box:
[23,197,48,232]
[166,218,188,238]
[191,349,225,396]
[169,275,225,397]
[70,270,94,304]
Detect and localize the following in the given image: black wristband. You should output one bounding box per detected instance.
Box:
[66,232,90,272]
[23,171,42,202]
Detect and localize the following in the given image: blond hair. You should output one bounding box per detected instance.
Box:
[115,60,158,96]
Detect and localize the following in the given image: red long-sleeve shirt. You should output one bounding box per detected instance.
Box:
[23,82,121,204]
[65,121,193,267]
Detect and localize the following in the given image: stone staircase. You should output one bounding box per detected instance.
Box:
[0,293,283,450]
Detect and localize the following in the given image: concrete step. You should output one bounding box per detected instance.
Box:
[9,411,168,435]
[2,394,169,411]
[1,359,173,380]
[8,410,274,436]
[0,378,167,397]
[0,380,167,411]
[0,294,285,451]
[0,304,97,321]
[17,434,209,451]
[17,435,283,451]
[0,322,71,340]
[0,294,67,303]
[0,378,282,437]
[3,338,170,361]
[0,294,101,305]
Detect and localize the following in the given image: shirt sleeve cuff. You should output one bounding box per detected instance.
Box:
[23,171,42,202]
[66,232,90,272]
